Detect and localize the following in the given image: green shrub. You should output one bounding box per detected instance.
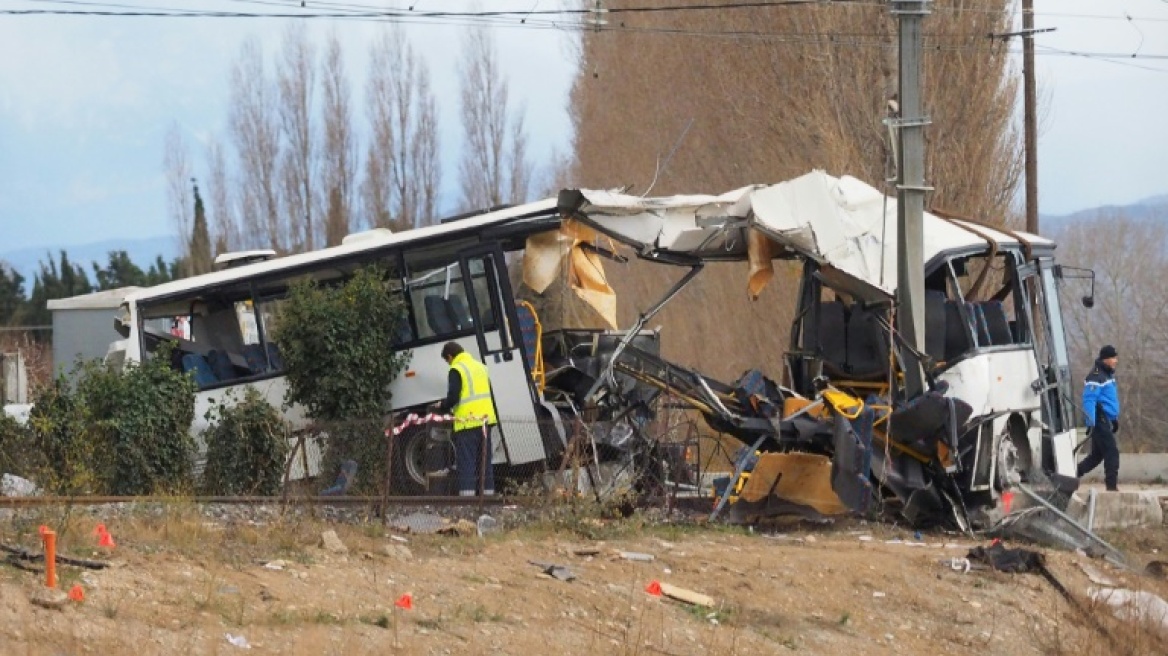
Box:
[21,348,197,496]
[0,411,36,480]
[274,266,411,493]
[201,388,290,495]
[25,373,99,495]
[78,347,197,495]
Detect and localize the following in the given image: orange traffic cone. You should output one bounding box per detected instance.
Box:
[97,526,116,549]
[68,585,85,602]
[645,581,663,597]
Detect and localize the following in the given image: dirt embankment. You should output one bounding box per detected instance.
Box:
[1,507,1165,655]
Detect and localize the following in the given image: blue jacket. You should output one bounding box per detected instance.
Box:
[1082,359,1120,427]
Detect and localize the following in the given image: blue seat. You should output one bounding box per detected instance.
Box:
[181,353,218,388]
[515,301,545,392]
[243,342,285,374]
[243,344,268,373]
[424,295,457,335]
[265,342,284,370]
[979,301,1012,345]
[206,349,235,381]
[515,303,539,372]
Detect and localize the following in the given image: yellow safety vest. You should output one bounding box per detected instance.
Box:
[450,352,498,431]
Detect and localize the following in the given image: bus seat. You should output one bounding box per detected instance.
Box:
[244,342,285,373]
[815,300,849,376]
[943,301,974,361]
[265,342,284,370]
[846,304,889,380]
[925,290,947,362]
[424,295,457,335]
[969,302,992,347]
[206,349,235,381]
[515,301,545,393]
[447,294,474,331]
[182,353,218,388]
[979,301,1012,345]
[243,344,268,373]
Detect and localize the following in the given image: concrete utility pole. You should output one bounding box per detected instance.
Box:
[1022,0,1039,234]
[892,0,932,399]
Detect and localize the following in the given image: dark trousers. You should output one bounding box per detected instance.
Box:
[452,425,495,495]
[1077,418,1120,490]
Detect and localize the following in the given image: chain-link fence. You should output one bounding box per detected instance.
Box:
[276,411,723,507]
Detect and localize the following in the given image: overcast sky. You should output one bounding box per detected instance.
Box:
[0,0,1165,257]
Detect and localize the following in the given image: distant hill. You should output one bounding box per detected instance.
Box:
[1041,194,1168,230]
[0,235,179,290]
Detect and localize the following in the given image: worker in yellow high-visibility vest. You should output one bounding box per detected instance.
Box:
[437,342,499,496]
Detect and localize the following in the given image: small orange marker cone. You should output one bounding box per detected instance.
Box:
[97,528,116,549]
[68,585,85,602]
[645,581,663,597]
[394,593,413,610]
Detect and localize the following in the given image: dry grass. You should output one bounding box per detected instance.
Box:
[5,499,1165,655]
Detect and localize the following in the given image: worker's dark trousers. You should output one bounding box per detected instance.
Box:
[452,426,495,495]
[1077,417,1119,490]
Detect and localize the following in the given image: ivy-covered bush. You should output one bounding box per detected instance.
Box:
[21,348,196,496]
[201,388,290,495]
[79,348,197,495]
[275,266,411,493]
[25,373,99,495]
[0,410,36,481]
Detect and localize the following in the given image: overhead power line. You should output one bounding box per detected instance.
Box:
[4,1,1167,72]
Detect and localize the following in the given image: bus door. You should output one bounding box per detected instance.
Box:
[456,244,545,465]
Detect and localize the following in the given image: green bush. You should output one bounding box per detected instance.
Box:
[25,373,99,495]
[0,404,40,485]
[201,388,290,495]
[79,347,197,495]
[21,348,197,496]
[274,266,411,493]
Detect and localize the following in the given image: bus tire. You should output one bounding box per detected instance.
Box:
[390,427,437,495]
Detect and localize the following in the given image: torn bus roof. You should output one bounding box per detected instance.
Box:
[560,170,1051,298]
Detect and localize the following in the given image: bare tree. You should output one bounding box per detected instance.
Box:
[277,24,319,252]
[205,137,237,255]
[458,25,530,211]
[361,25,441,232]
[1056,212,1168,450]
[568,2,1024,380]
[163,122,194,261]
[321,33,356,246]
[229,37,283,251]
[413,72,441,225]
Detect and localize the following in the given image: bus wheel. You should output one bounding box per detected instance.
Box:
[391,427,439,495]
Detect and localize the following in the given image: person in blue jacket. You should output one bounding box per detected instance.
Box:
[1077,345,1121,491]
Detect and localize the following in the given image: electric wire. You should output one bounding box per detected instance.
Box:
[3,1,1166,72]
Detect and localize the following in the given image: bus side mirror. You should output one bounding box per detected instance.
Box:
[1055,265,1096,310]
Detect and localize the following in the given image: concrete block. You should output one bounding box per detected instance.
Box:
[1067,491,1164,530]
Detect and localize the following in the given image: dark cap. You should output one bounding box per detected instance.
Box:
[1099,345,1118,360]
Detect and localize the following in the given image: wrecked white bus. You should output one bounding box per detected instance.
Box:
[94,199,658,493]
[559,170,1085,530]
